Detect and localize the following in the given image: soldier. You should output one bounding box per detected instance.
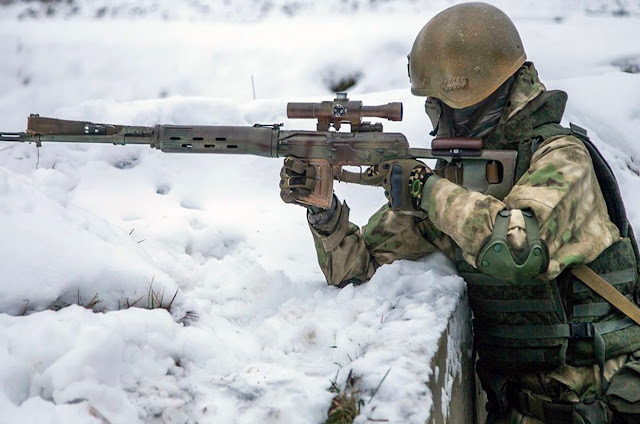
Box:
[280,3,640,424]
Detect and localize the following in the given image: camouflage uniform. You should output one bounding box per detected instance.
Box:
[308,63,640,423]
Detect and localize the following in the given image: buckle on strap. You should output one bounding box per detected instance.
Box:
[568,321,609,394]
[569,321,594,338]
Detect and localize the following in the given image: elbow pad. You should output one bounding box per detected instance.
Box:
[476,209,549,283]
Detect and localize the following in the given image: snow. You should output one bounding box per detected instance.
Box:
[2,0,640,21]
[0,1,639,423]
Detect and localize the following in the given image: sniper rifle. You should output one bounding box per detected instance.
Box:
[0,93,516,208]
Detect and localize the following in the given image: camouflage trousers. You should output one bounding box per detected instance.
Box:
[485,351,640,424]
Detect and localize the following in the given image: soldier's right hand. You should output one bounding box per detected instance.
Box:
[279,156,316,207]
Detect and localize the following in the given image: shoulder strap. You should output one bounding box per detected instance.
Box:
[571,265,640,326]
[570,123,630,238]
[566,125,640,272]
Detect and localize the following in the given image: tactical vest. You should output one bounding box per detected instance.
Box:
[451,89,640,373]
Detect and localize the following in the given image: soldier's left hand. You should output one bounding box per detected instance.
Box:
[368,159,433,212]
[279,156,317,207]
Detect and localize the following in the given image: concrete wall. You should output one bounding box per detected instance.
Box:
[426,293,487,424]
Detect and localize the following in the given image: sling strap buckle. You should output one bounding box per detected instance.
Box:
[569,321,594,339]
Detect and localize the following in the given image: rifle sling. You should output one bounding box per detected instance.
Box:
[571,265,640,326]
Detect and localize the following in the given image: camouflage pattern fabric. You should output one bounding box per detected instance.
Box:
[489,350,640,424]
[309,61,620,285]
[425,132,621,280]
[606,351,640,423]
[309,201,455,285]
[307,61,636,423]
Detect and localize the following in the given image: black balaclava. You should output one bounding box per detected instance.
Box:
[425,75,515,139]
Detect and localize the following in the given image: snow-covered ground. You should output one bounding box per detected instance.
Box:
[0,1,639,423]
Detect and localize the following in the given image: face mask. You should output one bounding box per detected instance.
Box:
[426,75,515,138]
[424,97,442,136]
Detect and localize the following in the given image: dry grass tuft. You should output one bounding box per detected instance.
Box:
[16,277,199,326]
[325,370,363,424]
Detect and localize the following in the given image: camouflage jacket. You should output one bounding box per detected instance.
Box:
[309,62,621,287]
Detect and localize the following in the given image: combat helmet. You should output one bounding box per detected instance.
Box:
[408,2,526,109]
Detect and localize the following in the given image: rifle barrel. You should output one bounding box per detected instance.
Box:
[0,131,153,146]
[0,132,33,143]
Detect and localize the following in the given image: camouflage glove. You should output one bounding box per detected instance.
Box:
[280,156,338,225]
[369,159,432,212]
[279,156,317,207]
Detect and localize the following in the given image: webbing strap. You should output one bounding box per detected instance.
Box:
[572,268,635,293]
[592,325,607,394]
[571,265,640,326]
[573,295,635,317]
[593,317,637,334]
[481,347,545,363]
[568,261,640,395]
[484,323,570,339]
[473,298,555,314]
[483,318,634,341]
[460,272,546,287]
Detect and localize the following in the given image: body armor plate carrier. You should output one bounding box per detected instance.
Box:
[453,88,640,373]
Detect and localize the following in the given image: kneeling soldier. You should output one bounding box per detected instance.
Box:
[280,3,640,423]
